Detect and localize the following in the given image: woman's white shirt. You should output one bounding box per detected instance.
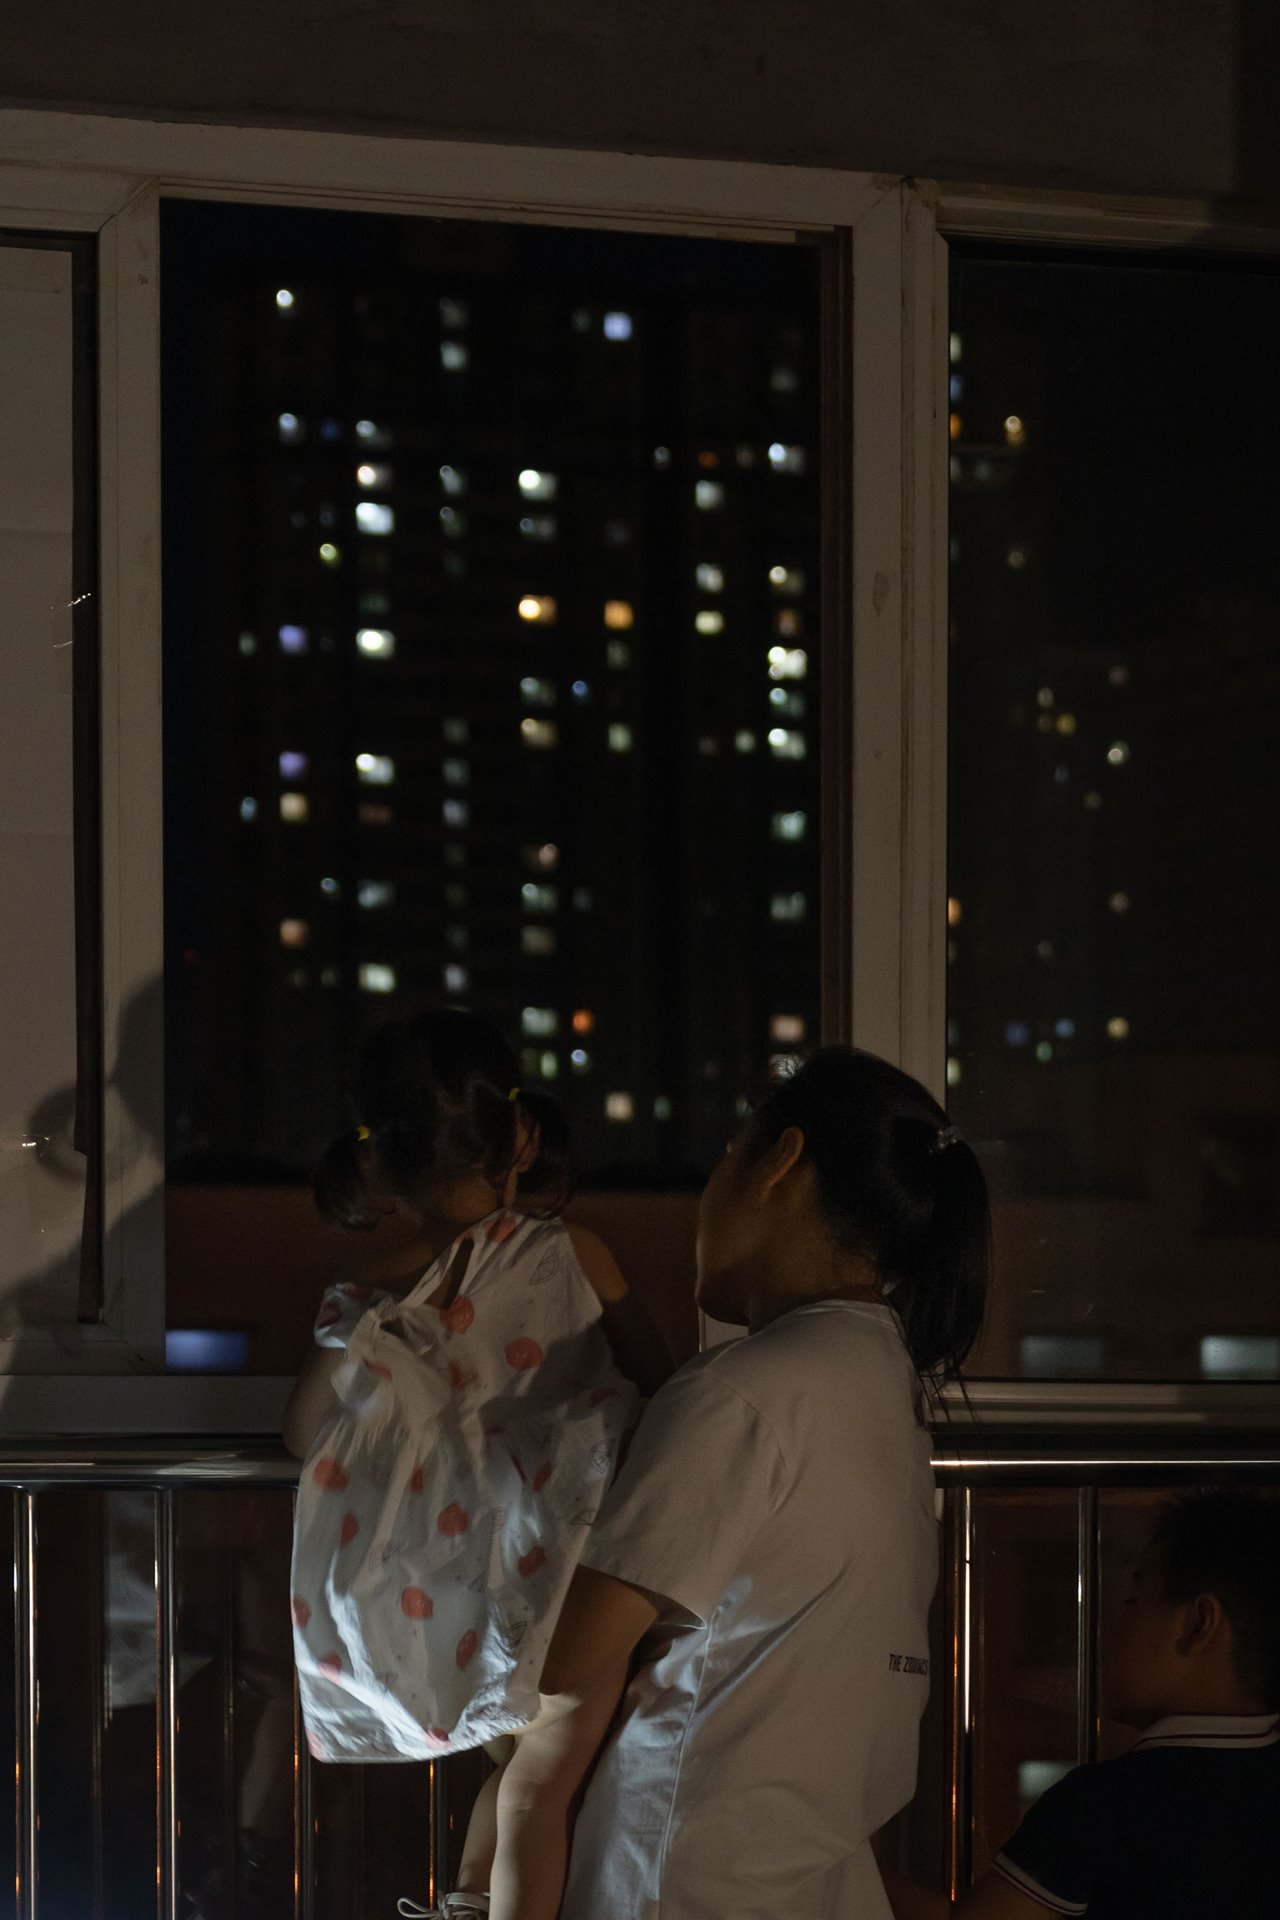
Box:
[559,1299,936,1920]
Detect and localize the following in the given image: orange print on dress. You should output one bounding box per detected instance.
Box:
[518,1544,547,1579]
[441,1297,475,1335]
[340,1512,360,1546]
[532,1463,552,1492]
[449,1359,478,1392]
[313,1457,349,1492]
[401,1586,434,1619]
[588,1386,619,1406]
[318,1653,343,1677]
[409,1463,424,1494]
[364,1359,392,1380]
[437,1502,470,1536]
[486,1215,519,1243]
[505,1337,543,1371]
[291,1595,311,1629]
[342,1282,374,1299]
[456,1628,478,1670]
[424,1725,452,1747]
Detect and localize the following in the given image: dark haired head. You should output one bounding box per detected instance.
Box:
[1149,1492,1280,1710]
[313,1010,571,1229]
[742,1047,989,1378]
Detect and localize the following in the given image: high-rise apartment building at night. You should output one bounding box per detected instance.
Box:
[162,206,823,1184]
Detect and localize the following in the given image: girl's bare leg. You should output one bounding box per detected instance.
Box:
[487,1684,622,1920]
[454,1761,504,1895]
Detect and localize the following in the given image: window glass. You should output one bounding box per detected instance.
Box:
[948,248,1280,1381]
[161,205,820,1364]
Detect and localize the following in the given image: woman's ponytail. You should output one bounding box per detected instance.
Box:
[892,1134,990,1376]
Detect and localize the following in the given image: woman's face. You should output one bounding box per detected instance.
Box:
[695,1133,767,1325]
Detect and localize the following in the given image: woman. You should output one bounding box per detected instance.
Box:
[483,1046,990,1920]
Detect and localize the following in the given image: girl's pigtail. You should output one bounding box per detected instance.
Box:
[313,1129,380,1231]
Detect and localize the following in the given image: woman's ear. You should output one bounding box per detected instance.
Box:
[1174,1591,1226,1660]
[757,1125,807,1198]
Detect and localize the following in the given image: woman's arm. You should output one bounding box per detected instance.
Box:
[487,1565,660,1920]
[567,1223,675,1397]
[281,1344,343,1458]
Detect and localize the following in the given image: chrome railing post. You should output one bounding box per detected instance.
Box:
[14,1490,37,1920]
[156,1488,179,1920]
[945,1484,974,1902]
[1075,1485,1100,1765]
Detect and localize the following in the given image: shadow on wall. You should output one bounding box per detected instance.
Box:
[1237,0,1280,197]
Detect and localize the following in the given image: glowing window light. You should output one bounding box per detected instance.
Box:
[275,288,295,311]
[522,1007,558,1038]
[278,624,308,655]
[606,640,631,669]
[359,963,396,994]
[949,413,963,442]
[443,717,469,744]
[518,470,558,501]
[571,1049,591,1073]
[768,565,805,592]
[279,793,309,822]
[602,311,633,341]
[604,601,634,630]
[605,1092,635,1122]
[767,728,806,759]
[1037,687,1054,709]
[443,963,470,994]
[442,799,470,828]
[608,724,633,753]
[770,1014,806,1044]
[572,1009,594,1034]
[440,297,468,329]
[698,735,719,756]
[947,897,963,928]
[949,332,963,364]
[357,628,395,658]
[357,880,394,910]
[518,596,557,624]
[442,758,469,786]
[1035,1041,1054,1063]
[695,480,724,510]
[696,611,725,635]
[1106,1016,1130,1041]
[519,514,557,541]
[770,892,808,923]
[770,365,799,394]
[522,927,556,956]
[1109,664,1130,687]
[1107,741,1130,766]
[768,443,806,474]
[319,542,341,566]
[521,718,558,750]
[1084,791,1103,810]
[356,463,393,489]
[1007,544,1028,569]
[520,676,557,709]
[277,412,303,443]
[355,419,391,448]
[1004,414,1026,447]
[1200,1336,1280,1381]
[280,918,309,949]
[355,753,395,786]
[776,609,803,638]
[696,564,724,593]
[439,507,467,538]
[769,689,804,717]
[654,1095,672,1120]
[538,1051,560,1080]
[440,341,469,371]
[523,843,560,872]
[278,750,308,780]
[521,883,558,913]
[440,464,467,495]
[239,797,258,822]
[767,646,807,680]
[1005,1021,1030,1047]
[1110,891,1131,914]
[771,809,807,841]
[356,502,394,536]
[1054,1019,1076,1040]
[653,445,671,468]
[946,1056,962,1088]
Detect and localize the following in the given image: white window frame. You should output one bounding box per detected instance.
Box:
[1,110,1274,1428]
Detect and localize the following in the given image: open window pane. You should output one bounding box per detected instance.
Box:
[948,247,1280,1380]
[161,204,821,1367]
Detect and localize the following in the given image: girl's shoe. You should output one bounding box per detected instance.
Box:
[396,1897,490,1918]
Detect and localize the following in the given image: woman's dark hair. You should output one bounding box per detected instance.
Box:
[314,1009,571,1229]
[1150,1492,1280,1711]
[743,1046,989,1378]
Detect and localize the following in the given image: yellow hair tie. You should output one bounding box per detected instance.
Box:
[508,1087,521,1102]
[355,1124,371,1142]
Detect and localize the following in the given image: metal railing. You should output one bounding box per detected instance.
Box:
[1,1433,1277,1917]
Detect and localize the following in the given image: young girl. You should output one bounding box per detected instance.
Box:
[282,1009,672,1918]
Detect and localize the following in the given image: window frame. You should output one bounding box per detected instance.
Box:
[1,109,1275,1428]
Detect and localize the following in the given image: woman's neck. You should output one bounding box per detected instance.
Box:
[745,1227,883,1334]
